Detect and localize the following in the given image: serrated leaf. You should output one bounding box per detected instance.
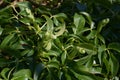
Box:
[108,42,120,53]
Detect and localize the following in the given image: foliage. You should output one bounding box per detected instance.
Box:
[0,0,120,80]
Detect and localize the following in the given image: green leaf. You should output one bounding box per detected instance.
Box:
[53,17,59,26]
[97,34,105,44]
[54,13,67,19]
[45,40,52,51]
[78,43,97,54]
[19,17,31,25]
[86,30,96,40]
[42,15,54,32]
[109,54,119,77]
[98,45,106,64]
[17,1,32,11]
[80,12,94,29]
[103,53,110,73]
[27,49,34,56]
[54,22,66,37]
[74,55,92,65]
[68,47,78,60]
[47,62,59,69]
[0,34,14,48]
[97,18,109,33]
[1,68,10,79]
[73,13,85,34]
[12,69,32,80]
[69,69,96,80]
[65,73,72,80]
[11,76,31,80]
[108,42,120,53]
[85,56,93,68]
[34,63,45,80]
[61,51,67,64]
[0,27,3,35]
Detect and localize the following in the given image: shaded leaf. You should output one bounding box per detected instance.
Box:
[97,18,109,33]
[61,51,67,64]
[34,63,45,80]
[0,27,3,35]
[0,34,14,48]
[108,42,120,53]
[80,12,95,29]
[98,45,106,64]
[47,62,59,69]
[69,69,96,80]
[109,53,119,76]
[78,43,97,54]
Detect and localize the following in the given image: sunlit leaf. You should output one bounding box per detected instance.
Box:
[42,15,54,32]
[0,68,10,79]
[54,13,67,19]
[74,13,85,34]
[12,69,32,80]
[54,22,66,37]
